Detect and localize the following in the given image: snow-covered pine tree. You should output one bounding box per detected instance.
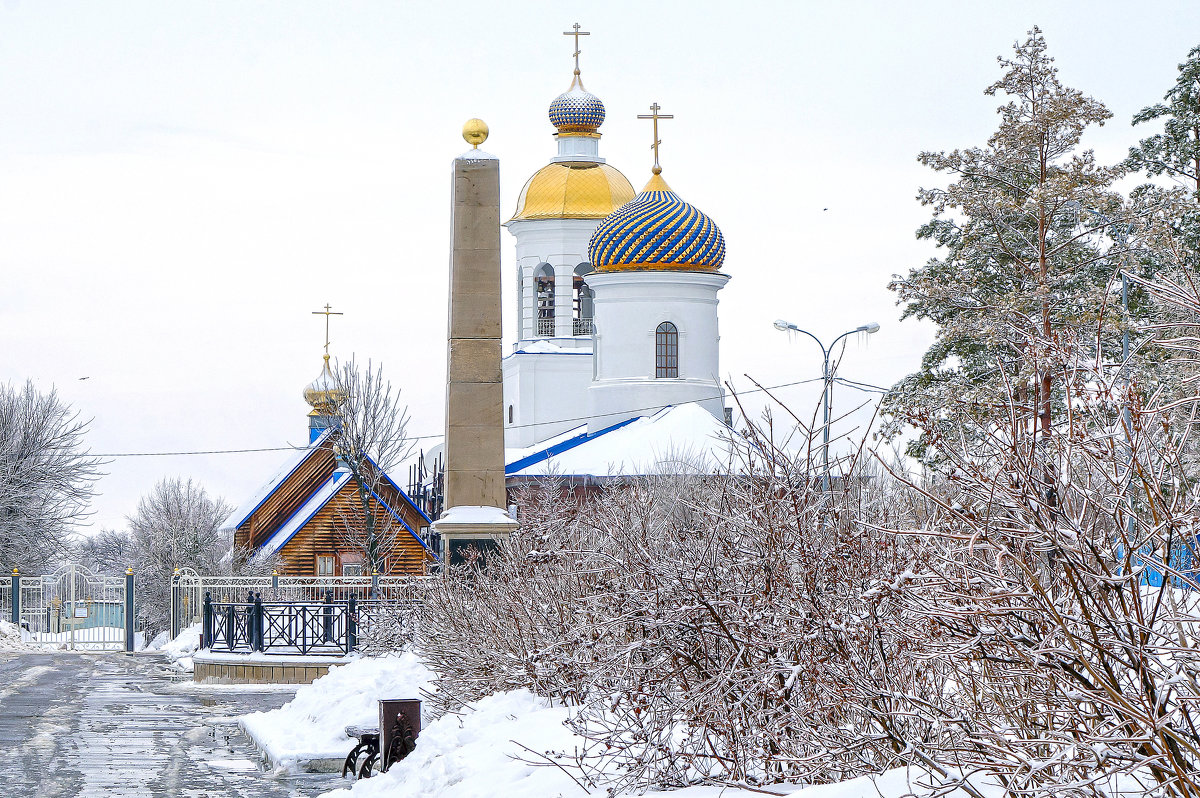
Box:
[883,27,1123,467]
[1127,45,1200,199]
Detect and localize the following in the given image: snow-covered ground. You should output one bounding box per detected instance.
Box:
[0,620,147,652]
[236,650,997,798]
[314,687,997,798]
[240,652,432,772]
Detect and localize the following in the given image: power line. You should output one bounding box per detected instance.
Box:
[88,373,880,458]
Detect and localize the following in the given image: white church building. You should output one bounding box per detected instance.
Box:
[498,43,742,482]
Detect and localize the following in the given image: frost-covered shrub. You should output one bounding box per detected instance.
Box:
[417,437,937,791]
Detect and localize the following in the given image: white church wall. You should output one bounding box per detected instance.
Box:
[586,270,729,433]
[502,348,594,448]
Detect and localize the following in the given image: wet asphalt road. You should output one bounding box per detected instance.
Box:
[0,652,346,798]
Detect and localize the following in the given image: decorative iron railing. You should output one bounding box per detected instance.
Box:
[202,592,359,655]
[200,591,424,656]
[572,318,594,335]
[536,318,556,337]
[172,573,429,638]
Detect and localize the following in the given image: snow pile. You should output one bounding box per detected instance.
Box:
[317,689,579,798]
[316,689,996,798]
[149,623,201,671]
[142,629,171,651]
[0,620,44,652]
[240,652,432,770]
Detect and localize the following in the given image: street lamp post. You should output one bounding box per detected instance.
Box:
[773,320,880,476]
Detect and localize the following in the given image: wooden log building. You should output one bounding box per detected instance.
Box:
[221,354,435,576]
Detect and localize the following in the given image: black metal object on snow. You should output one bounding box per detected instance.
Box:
[341,699,421,779]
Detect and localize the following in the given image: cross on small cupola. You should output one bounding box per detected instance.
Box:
[637,102,674,175]
[562,22,590,75]
[311,303,344,360]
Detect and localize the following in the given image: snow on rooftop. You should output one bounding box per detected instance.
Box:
[220,428,332,533]
[253,468,352,561]
[504,424,586,463]
[511,339,590,355]
[506,405,745,479]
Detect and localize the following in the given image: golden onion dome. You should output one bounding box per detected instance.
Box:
[510,162,635,222]
[303,355,347,416]
[588,171,726,272]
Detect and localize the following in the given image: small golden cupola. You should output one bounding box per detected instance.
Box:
[303,355,345,417]
[304,305,347,443]
[509,23,634,223]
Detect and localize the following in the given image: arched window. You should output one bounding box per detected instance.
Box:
[655,322,678,378]
[572,264,594,335]
[535,264,555,337]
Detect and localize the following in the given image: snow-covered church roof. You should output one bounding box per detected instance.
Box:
[219,427,334,533]
[505,404,745,479]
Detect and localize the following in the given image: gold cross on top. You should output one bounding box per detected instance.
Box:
[562,22,590,74]
[311,303,344,359]
[637,103,674,174]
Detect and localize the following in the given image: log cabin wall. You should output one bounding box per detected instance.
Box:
[273,479,431,577]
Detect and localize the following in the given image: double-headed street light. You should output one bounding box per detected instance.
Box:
[773,320,880,475]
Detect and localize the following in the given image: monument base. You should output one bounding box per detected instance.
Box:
[433,505,518,568]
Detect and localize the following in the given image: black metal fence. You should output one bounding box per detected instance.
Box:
[202,592,362,655]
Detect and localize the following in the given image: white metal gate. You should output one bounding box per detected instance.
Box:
[20,564,128,651]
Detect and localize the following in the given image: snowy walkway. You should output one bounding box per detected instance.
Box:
[0,651,345,797]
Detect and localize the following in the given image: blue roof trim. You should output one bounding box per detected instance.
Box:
[261,469,351,554]
[505,415,642,475]
[231,427,334,531]
[365,484,439,561]
[364,453,434,526]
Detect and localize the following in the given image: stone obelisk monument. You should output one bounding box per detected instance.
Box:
[432,119,517,566]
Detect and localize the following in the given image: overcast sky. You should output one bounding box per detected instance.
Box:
[2,0,1198,534]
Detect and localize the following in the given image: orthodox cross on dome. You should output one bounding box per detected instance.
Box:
[311,303,343,359]
[562,22,590,75]
[637,102,674,175]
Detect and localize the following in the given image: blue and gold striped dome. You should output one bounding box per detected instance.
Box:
[587,172,725,272]
[549,74,605,136]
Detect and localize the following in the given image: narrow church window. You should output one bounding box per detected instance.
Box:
[656,322,678,378]
[508,405,514,424]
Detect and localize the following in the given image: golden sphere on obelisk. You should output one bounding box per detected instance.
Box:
[462,118,489,148]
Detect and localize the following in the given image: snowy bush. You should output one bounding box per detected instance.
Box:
[417,430,941,792]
